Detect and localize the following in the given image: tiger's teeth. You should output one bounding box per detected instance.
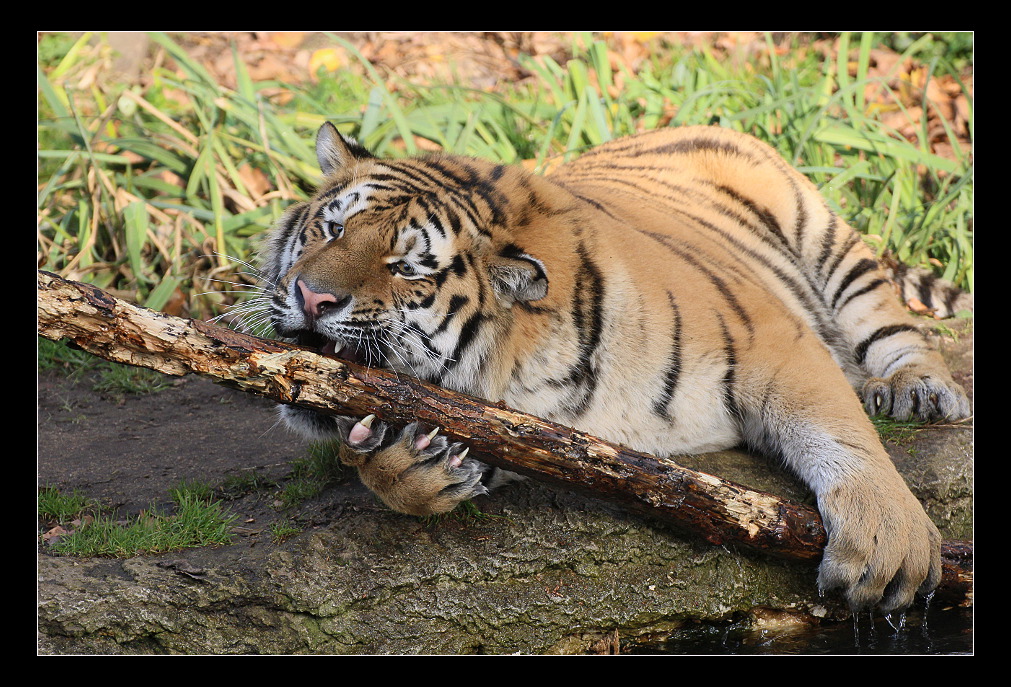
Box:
[426,427,440,441]
[360,414,376,428]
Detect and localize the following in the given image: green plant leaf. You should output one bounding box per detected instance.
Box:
[145,275,181,311]
[123,200,150,283]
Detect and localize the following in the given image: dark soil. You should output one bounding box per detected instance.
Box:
[37,366,361,542]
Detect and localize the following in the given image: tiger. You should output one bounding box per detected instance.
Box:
[256,121,972,613]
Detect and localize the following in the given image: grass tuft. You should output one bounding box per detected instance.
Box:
[38,486,96,523]
[44,489,237,558]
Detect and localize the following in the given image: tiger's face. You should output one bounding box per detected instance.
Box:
[265,179,480,383]
[259,125,549,389]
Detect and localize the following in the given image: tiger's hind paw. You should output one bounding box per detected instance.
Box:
[862,368,970,422]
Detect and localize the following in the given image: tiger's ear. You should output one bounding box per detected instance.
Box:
[316,122,374,177]
[487,246,548,304]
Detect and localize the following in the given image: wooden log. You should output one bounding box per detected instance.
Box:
[36,270,971,601]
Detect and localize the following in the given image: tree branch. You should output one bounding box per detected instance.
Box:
[36,270,971,601]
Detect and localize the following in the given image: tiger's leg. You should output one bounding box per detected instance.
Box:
[824,244,970,421]
[666,126,969,422]
[804,218,970,422]
[718,139,970,423]
[856,319,971,422]
[739,351,942,612]
[279,405,489,515]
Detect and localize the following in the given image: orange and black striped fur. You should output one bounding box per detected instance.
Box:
[258,123,971,612]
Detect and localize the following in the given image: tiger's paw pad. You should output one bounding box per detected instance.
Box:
[862,369,970,422]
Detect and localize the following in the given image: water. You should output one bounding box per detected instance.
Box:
[636,604,972,655]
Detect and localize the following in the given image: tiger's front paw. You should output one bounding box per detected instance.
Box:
[862,367,970,422]
[816,472,942,613]
[344,416,489,516]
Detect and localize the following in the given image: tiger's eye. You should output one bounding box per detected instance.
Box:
[391,261,416,277]
[323,220,344,239]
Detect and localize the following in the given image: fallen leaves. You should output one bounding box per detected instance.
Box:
[40,515,94,545]
[864,53,973,161]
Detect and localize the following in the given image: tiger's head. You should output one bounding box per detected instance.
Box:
[258,122,552,391]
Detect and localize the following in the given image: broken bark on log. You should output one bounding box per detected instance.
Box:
[36,270,972,601]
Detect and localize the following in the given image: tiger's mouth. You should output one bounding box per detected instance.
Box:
[295,331,372,367]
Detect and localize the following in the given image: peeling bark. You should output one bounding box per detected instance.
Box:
[36,270,972,601]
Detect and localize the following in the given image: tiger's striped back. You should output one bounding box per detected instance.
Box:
[548,127,968,397]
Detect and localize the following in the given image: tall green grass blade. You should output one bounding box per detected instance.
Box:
[75,199,93,269]
[359,86,386,142]
[37,65,71,121]
[232,43,257,103]
[855,32,874,114]
[123,200,150,282]
[325,34,418,155]
[876,166,909,258]
[185,132,214,200]
[205,139,229,267]
[37,149,133,165]
[585,86,612,143]
[565,87,589,155]
[567,58,589,101]
[148,32,220,88]
[145,275,181,311]
[114,137,190,175]
[519,53,569,107]
[813,123,960,173]
[47,32,95,80]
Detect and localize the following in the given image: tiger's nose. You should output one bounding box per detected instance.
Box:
[297,279,349,319]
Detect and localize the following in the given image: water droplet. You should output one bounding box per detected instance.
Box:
[884,611,906,632]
